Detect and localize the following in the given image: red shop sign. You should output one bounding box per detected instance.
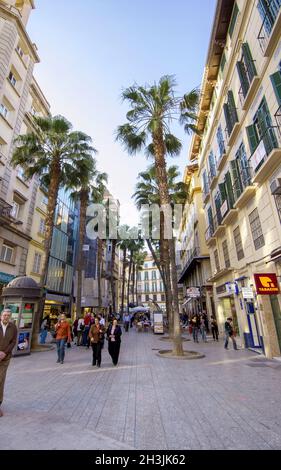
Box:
[254,273,280,295]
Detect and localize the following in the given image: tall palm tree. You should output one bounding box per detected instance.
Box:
[116,76,199,355]
[133,164,188,330]
[117,226,131,314]
[11,115,96,347]
[67,158,107,319]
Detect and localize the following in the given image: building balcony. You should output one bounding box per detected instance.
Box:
[232,166,256,209]
[275,104,281,131]
[205,224,216,247]
[202,187,210,204]
[207,267,233,283]
[0,198,13,222]
[225,121,240,148]
[208,170,218,190]
[234,185,256,209]
[238,75,260,112]
[249,126,281,184]
[178,247,210,283]
[217,142,228,171]
[257,3,281,57]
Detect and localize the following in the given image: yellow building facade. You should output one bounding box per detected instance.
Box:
[189,0,281,358]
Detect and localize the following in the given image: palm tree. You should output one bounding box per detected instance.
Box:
[66,158,107,319]
[116,75,199,355]
[117,226,131,314]
[133,164,188,331]
[11,115,96,348]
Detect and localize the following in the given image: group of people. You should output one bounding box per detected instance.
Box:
[53,313,122,367]
[181,311,238,350]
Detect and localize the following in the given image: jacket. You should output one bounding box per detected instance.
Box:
[89,324,105,344]
[0,321,18,360]
[225,321,233,335]
[106,324,122,343]
[55,321,71,341]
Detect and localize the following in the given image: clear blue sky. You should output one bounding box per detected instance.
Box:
[27,0,216,225]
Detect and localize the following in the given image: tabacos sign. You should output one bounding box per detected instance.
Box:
[254,273,280,295]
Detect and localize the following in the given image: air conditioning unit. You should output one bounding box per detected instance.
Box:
[270,178,281,195]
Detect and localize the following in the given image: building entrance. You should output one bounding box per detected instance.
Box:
[245,301,263,348]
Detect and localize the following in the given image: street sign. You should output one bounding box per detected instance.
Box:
[186,287,200,298]
[241,287,254,299]
[82,245,89,251]
[254,273,280,295]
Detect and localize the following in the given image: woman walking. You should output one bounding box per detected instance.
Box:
[89,317,105,367]
[54,314,71,364]
[107,318,122,366]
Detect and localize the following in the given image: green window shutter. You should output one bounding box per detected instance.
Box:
[225,171,235,209]
[237,61,249,97]
[230,160,243,199]
[218,183,227,202]
[228,91,238,126]
[220,52,226,73]
[215,192,223,224]
[228,3,239,38]
[223,103,232,136]
[207,207,214,231]
[270,71,281,105]
[242,43,257,82]
[246,125,259,154]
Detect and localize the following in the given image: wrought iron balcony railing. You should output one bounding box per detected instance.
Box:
[257,0,281,53]
[248,125,280,175]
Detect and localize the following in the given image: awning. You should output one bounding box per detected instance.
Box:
[182,298,193,306]
[267,247,281,263]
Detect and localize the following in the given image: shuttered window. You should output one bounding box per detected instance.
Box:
[224,91,238,137]
[270,71,281,105]
[222,240,230,268]
[214,249,220,272]
[228,3,239,38]
[233,226,244,260]
[249,208,265,250]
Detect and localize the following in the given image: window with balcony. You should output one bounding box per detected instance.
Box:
[231,143,252,200]
[0,244,14,263]
[247,97,279,174]
[208,151,217,180]
[233,226,244,260]
[249,208,265,250]
[10,201,20,219]
[0,103,8,119]
[222,240,230,268]
[228,2,239,38]
[202,169,209,196]
[257,0,281,52]
[214,249,220,272]
[39,218,45,235]
[32,252,42,274]
[237,43,257,105]
[216,125,226,161]
[8,71,17,87]
[224,91,238,140]
[270,68,281,130]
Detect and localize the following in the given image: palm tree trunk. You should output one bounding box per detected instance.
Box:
[153,130,183,355]
[76,190,88,319]
[132,262,136,305]
[161,218,173,338]
[169,238,182,355]
[146,239,165,287]
[135,267,138,304]
[121,247,127,313]
[32,158,61,350]
[110,240,117,312]
[97,238,103,308]
[127,251,133,309]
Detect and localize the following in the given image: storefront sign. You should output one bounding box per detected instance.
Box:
[254,273,280,295]
[241,287,254,299]
[186,287,200,298]
[251,140,266,171]
[225,282,238,294]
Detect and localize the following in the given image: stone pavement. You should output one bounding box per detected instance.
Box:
[1,329,281,450]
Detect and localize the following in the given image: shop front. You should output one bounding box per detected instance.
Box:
[215,282,241,339]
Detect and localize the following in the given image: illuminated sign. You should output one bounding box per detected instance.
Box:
[254,273,280,295]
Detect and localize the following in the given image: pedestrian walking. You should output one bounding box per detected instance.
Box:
[89,317,105,367]
[39,315,50,344]
[211,315,219,341]
[54,314,72,364]
[107,318,122,366]
[83,312,91,347]
[191,313,200,343]
[123,313,130,332]
[77,316,85,346]
[224,317,238,350]
[99,314,105,327]
[0,309,17,417]
[200,315,207,342]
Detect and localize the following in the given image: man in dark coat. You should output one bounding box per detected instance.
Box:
[0,308,18,417]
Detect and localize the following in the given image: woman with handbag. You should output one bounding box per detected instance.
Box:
[106,318,122,366]
[88,317,105,367]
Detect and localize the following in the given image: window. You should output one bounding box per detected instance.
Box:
[257,0,281,37]
[249,208,265,250]
[214,249,220,272]
[217,125,226,159]
[152,270,157,280]
[145,294,149,301]
[208,151,217,178]
[16,45,24,57]
[144,271,149,281]
[270,70,281,105]
[144,283,149,293]
[231,143,251,200]
[233,226,244,260]
[237,43,257,99]
[144,263,148,268]
[223,91,238,138]
[228,2,239,38]
[0,244,14,263]
[153,294,157,301]
[42,195,48,206]
[33,253,42,274]
[10,201,20,219]
[8,71,17,87]
[160,281,164,291]
[39,218,45,235]
[274,194,281,222]
[137,272,142,281]
[202,169,209,195]
[161,294,165,302]
[0,103,8,119]
[220,52,226,73]
[152,281,157,292]
[222,240,230,268]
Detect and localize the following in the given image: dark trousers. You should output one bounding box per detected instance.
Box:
[0,359,10,404]
[108,341,121,365]
[56,338,66,362]
[212,326,219,341]
[91,342,102,366]
[83,327,90,346]
[124,321,129,332]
